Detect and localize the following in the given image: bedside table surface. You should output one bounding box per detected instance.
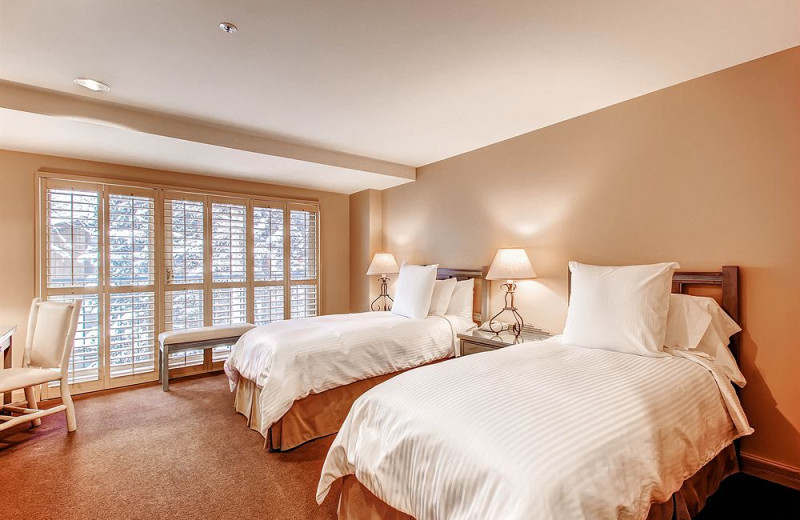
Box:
[458,327,552,348]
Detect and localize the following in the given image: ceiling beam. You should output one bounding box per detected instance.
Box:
[0,80,416,182]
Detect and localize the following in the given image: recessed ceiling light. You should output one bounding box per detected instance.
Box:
[74,77,110,92]
[219,22,237,34]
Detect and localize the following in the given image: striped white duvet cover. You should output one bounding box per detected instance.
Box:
[224,311,472,436]
[317,337,753,520]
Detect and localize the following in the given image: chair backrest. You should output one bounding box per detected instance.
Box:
[24,298,82,373]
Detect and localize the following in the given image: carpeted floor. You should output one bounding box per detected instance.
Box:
[1,373,340,520]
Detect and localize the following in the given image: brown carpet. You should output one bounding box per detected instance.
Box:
[1,373,340,520]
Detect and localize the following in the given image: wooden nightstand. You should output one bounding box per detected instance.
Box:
[457,326,552,357]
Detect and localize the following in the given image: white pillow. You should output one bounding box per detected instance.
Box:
[690,296,745,387]
[429,277,457,316]
[664,294,712,350]
[391,264,438,320]
[663,294,744,385]
[445,278,474,320]
[562,261,679,357]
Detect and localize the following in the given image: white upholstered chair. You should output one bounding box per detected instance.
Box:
[0,298,81,433]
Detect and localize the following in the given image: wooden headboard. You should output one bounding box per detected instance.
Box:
[436,267,489,325]
[568,265,741,361]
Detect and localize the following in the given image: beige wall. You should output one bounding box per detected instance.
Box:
[0,150,350,367]
[349,189,383,312]
[382,48,800,471]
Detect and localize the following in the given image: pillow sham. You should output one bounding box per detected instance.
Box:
[664,294,712,351]
[391,263,438,320]
[429,277,457,316]
[689,296,745,386]
[445,278,474,320]
[562,261,679,357]
[664,294,745,386]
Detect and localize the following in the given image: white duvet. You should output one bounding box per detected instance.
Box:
[224,311,473,436]
[317,337,753,520]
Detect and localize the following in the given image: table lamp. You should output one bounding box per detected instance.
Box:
[366,252,400,311]
[485,248,537,336]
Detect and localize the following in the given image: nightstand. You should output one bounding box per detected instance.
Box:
[457,327,552,357]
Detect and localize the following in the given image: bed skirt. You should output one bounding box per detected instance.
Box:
[335,443,740,520]
[233,372,399,451]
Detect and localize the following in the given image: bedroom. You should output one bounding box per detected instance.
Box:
[1,1,798,519]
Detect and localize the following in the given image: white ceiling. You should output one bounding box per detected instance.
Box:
[1,1,798,191]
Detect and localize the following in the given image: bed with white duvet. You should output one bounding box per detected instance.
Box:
[223,263,484,450]
[316,262,754,519]
[224,310,474,437]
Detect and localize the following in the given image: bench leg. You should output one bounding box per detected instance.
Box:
[161,346,170,392]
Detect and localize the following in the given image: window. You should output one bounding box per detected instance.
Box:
[39,175,320,395]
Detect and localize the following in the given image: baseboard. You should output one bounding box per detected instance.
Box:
[740,452,800,491]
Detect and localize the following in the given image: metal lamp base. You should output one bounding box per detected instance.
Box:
[370,275,394,311]
[489,282,525,337]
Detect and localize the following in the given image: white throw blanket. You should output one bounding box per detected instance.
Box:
[317,338,753,520]
[224,311,472,435]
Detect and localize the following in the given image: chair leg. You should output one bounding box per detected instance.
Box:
[23,386,42,427]
[60,379,77,432]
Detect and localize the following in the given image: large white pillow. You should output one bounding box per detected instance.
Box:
[391,264,439,319]
[445,278,474,320]
[562,261,679,356]
[429,277,457,316]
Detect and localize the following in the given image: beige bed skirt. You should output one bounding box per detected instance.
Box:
[336,443,740,520]
[233,372,399,451]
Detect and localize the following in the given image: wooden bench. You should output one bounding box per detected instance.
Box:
[158,323,256,391]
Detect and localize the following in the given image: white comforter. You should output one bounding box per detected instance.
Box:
[317,337,753,520]
[224,311,472,435]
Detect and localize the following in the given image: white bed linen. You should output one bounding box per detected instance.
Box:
[317,337,753,520]
[224,311,472,435]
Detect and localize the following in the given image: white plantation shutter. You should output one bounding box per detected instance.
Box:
[108,292,155,377]
[212,202,247,283]
[210,200,248,360]
[289,205,318,318]
[164,198,205,285]
[43,183,102,388]
[254,206,284,282]
[253,204,285,324]
[212,287,248,324]
[106,190,158,380]
[46,188,100,288]
[164,289,205,330]
[164,194,206,368]
[290,285,318,318]
[108,194,155,286]
[40,176,320,394]
[254,286,284,325]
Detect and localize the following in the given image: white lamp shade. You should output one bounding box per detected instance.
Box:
[366,252,400,276]
[486,248,537,281]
